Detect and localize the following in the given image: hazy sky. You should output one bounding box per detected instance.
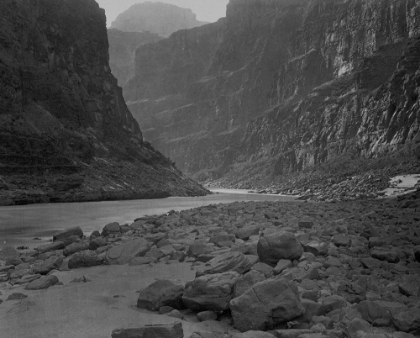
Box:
[95,0,229,26]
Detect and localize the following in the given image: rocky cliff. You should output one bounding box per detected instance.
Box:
[110,2,208,38]
[0,0,208,205]
[125,0,420,190]
[108,28,163,86]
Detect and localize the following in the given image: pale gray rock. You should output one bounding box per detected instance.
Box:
[106,239,150,265]
[230,278,304,331]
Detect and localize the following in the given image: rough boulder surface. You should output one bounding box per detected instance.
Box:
[123,0,420,193]
[257,231,303,266]
[230,278,305,332]
[137,279,184,311]
[0,0,208,206]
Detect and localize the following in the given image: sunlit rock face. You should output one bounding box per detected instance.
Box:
[0,0,208,205]
[124,0,420,184]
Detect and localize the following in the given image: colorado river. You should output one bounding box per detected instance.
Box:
[0,189,296,249]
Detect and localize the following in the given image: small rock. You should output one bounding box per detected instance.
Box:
[25,275,59,290]
[111,322,183,338]
[197,310,218,321]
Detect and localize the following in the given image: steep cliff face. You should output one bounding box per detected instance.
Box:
[110,2,208,38]
[108,29,162,86]
[125,0,420,186]
[0,0,208,205]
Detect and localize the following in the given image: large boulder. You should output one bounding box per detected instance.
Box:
[182,271,240,312]
[106,239,151,265]
[25,275,59,290]
[257,232,303,266]
[101,222,121,237]
[137,279,184,311]
[53,226,83,243]
[111,322,183,338]
[195,252,253,277]
[230,278,304,332]
[68,251,104,269]
[234,270,266,298]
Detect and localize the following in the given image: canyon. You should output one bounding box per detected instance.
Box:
[0,0,208,206]
[123,0,420,192]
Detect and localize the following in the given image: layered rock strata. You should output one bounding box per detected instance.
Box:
[124,0,420,186]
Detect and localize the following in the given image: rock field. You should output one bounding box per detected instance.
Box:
[1,191,420,337]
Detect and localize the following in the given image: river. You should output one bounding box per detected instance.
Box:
[0,189,296,250]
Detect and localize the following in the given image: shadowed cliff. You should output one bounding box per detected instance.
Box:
[0,0,208,205]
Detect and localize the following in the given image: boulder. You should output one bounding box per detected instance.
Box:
[101,222,121,237]
[35,241,65,253]
[68,251,104,268]
[137,279,184,311]
[230,278,304,331]
[257,232,303,266]
[63,242,89,256]
[371,249,399,263]
[25,275,59,290]
[356,301,391,327]
[235,226,260,240]
[182,271,240,311]
[106,239,150,265]
[89,237,107,250]
[195,251,253,277]
[111,322,183,338]
[333,234,352,247]
[234,270,266,298]
[302,241,328,256]
[392,309,420,332]
[32,256,63,275]
[53,226,83,243]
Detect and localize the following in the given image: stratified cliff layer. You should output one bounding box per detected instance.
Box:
[125,0,420,188]
[108,29,162,87]
[0,0,208,205]
[110,2,208,37]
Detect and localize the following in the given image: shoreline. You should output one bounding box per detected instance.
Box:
[1,194,420,337]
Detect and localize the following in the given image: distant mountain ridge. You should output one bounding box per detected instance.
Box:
[110,1,208,37]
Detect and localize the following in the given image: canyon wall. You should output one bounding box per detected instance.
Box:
[125,0,420,186]
[0,0,208,205]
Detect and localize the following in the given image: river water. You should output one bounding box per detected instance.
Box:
[0,189,295,250]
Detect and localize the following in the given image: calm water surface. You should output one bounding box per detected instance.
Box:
[0,189,295,249]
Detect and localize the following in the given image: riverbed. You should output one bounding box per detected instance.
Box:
[0,190,296,250]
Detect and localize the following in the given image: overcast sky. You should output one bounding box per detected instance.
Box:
[95,0,229,26]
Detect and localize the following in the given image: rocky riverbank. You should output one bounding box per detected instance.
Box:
[1,193,420,337]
